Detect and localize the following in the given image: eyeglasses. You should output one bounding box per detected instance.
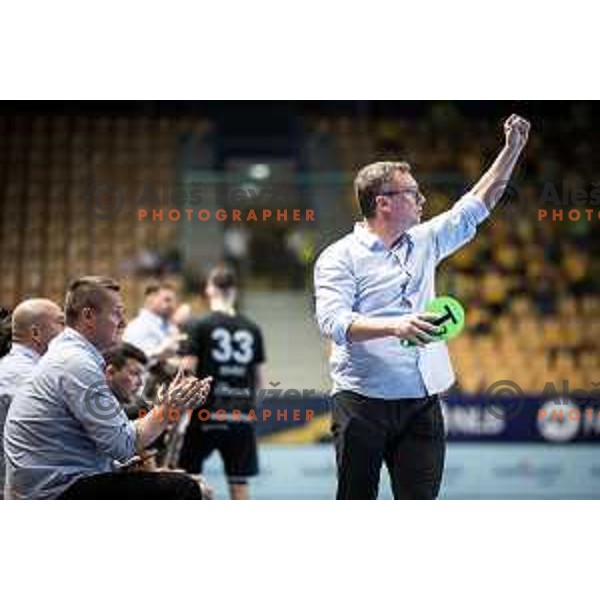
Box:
[379,188,426,205]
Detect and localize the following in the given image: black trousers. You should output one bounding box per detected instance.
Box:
[331,391,446,500]
[58,470,202,500]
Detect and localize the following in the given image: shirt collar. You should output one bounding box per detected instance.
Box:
[9,342,41,363]
[61,326,106,368]
[353,221,412,251]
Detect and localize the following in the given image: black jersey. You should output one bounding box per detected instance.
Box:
[182,311,265,415]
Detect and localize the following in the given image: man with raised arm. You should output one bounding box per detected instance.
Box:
[314,115,530,500]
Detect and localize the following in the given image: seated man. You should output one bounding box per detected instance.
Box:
[0,299,65,499]
[103,341,213,499]
[102,342,150,420]
[4,276,211,500]
[122,282,187,416]
[123,282,183,364]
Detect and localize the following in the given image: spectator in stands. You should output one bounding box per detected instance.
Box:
[0,299,64,499]
[4,276,212,499]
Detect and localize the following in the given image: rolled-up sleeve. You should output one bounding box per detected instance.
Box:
[425,194,490,264]
[60,356,136,462]
[314,245,359,346]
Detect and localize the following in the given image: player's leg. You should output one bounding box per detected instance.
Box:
[177,416,213,475]
[219,423,259,500]
[228,480,249,500]
[384,396,446,500]
[331,391,388,500]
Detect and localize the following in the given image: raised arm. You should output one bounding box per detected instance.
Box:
[470,114,530,210]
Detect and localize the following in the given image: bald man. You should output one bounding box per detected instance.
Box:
[0,299,64,498]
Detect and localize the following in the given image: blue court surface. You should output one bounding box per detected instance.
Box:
[203,443,600,499]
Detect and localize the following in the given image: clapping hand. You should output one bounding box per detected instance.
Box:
[157,364,212,411]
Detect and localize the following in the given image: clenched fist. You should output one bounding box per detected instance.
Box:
[504,114,530,152]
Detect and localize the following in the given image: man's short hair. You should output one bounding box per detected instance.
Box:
[65,276,120,326]
[103,342,148,371]
[354,161,412,219]
[207,265,237,292]
[144,282,176,297]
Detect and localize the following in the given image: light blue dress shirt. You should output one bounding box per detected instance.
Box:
[0,343,41,499]
[314,194,489,400]
[4,327,136,499]
[123,308,171,357]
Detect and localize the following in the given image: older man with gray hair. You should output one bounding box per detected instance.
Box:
[0,298,65,498]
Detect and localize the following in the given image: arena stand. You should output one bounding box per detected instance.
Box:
[1,103,598,398]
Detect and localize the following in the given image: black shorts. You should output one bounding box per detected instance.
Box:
[178,420,259,483]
